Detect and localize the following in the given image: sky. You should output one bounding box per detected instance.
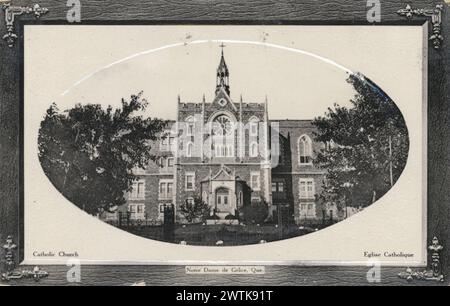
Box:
[25,25,365,121]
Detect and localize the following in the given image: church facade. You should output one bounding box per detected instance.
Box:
[103,50,340,226]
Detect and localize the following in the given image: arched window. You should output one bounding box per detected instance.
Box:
[186,142,194,157]
[185,116,194,136]
[212,114,234,157]
[212,115,233,136]
[250,142,259,157]
[298,135,312,164]
[248,116,260,137]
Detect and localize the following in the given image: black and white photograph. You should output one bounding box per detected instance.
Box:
[0,0,448,289]
[38,40,410,247]
[22,25,425,265]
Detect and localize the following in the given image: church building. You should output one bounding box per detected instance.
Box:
[103,48,339,226]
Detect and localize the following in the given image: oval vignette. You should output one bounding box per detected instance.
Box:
[37,41,410,247]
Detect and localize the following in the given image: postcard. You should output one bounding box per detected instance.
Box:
[22,24,426,265]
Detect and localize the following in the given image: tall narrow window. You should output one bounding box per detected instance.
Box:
[185,172,195,191]
[299,135,312,164]
[186,116,194,136]
[159,180,173,199]
[167,182,173,196]
[250,172,261,191]
[299,178,315,199]
[250,142,259,157]
[168,136,175,151]
[130,180,145,199]
[272,180,286,200]
[187,123,194,136]
[248,116,259,137]
[159,182,166,195]
[250,122,258,136]
[186,142,194,157]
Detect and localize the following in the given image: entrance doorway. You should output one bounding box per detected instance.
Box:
[215,187,230,213]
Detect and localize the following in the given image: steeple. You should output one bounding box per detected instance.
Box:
[216,43,230,96]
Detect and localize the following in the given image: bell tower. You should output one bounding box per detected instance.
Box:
[216,43,230,96]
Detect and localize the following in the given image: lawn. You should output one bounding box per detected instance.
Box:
[124,223,324,246]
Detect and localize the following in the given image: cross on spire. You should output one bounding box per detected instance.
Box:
[216,43,230,95]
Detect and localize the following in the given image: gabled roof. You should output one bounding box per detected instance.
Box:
[201,164,244,182]
[212,87,238,111]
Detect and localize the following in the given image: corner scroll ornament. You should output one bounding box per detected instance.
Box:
[0,236,49,282]
[398,237,445,283]
[397,4,444,50]
[1,1,49,47]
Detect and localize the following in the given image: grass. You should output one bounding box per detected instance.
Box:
[123,223,327,246]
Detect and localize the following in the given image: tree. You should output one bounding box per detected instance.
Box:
[180,197,211,223]
[312,73,409,210]
[38,92,168,215]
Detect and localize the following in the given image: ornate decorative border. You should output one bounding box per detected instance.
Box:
[398,237,445,283]
[0,236,48,282]
[397,4,444,50]
[1,1,48,47]
[0,0,447,286]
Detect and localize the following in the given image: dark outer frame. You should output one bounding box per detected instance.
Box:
[0,0,448,286]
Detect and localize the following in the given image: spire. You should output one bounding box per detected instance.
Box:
[216,43,230,96]
[239,94,243,118]
[202,93,206,122]
[264,95,269,121]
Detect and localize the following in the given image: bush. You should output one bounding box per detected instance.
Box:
[225,214,238,220]
[180,197,210,223]
[240,200,269,224]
